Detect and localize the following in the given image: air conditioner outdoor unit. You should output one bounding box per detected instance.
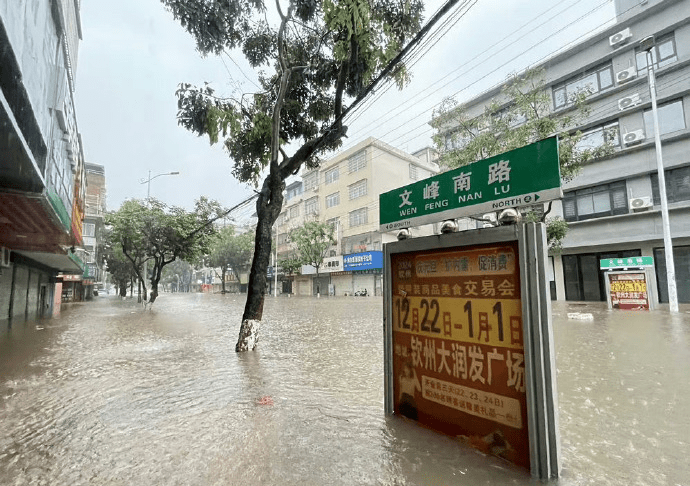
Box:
[0,247,10,268]
[618,93,641,110]
[616,66,637,84]
[629,196,652,211]
[481,212,498,228]
[609,27,632,47]
[623,129,645,146]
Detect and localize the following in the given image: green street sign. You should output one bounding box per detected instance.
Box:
[379,137,562,232]
[600,256,654,269]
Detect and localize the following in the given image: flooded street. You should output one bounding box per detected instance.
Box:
[1,294,689,485]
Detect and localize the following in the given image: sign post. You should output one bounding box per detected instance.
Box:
[379,137,561,232]
[383,224,560,479]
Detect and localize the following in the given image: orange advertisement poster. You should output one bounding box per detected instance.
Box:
[391,242,530,471]
[607,273,650,310]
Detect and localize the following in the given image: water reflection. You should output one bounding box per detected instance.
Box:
[1,295,689,485]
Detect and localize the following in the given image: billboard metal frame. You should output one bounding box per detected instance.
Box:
[383,223,561,479]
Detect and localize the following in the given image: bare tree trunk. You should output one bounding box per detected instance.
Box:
[236,181,283,351]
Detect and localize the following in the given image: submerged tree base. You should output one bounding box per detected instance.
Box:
[236,319,261,352]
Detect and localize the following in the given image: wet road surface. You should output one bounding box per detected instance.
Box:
[1,293,689,485]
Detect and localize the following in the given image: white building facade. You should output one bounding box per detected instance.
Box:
[274,137,439,296]
[435,0,690,304]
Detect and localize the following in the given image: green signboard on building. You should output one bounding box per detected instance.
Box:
[600,256,654,269]
[379,137,562,232]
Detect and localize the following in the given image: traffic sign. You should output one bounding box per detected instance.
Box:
[379,138,562,232]
[600,256,654,269]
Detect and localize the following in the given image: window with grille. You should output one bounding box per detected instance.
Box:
[409,164,418,180]
[290,206,299,218]
[326,217,340,230]
[651,165,690,205]
[305,196,319,215]
[349,208,368,227]
[303,172,318,191]
[348,150,366,173]
[349,179,367,200]
[562,181,628,222]
[325,166,339,184]
[83,223,95,237]
[326,192,340,208]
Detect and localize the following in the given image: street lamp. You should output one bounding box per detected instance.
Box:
[138,170,179,297]
[640,35,679,313]
[140,170,180,200]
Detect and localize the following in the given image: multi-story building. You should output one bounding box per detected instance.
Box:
[433,0,690,304]
[0,1,85,321]
[274,137,439,296]
[81,163,106,295]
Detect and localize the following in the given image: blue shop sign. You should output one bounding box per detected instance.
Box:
[343,251,383,271]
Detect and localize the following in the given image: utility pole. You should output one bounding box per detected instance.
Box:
[641,36,678,312]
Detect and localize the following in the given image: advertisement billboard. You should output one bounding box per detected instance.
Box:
[390,241,530,469]
[606,272,651,310]
[343,251,383,271]
[384,225,561,479]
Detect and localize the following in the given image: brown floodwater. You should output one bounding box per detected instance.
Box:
[1,293,689,485]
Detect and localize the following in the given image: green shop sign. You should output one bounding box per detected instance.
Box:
[600,256,654,269]
[379,137,562,232]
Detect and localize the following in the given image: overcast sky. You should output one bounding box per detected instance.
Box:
[74,0,616,219]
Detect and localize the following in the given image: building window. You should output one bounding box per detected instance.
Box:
[326,192,340,208]
[349,179,367,200]
[326,217,340,230]
[83,223,95,237]
[348,150,366,173]
[286,184,303,201]
[277,233,288,245]
[651,165,690,205]
[409,164,418,180]
[563,181,628,222]
[325,166,339,184]
[575,121,620,152]
[289,206,299,219]
[305,196,319,215]
[643,99,686,137]
[303,172,318,191]
[444,128,472,151]
[349,208,368,227]
[492,106,527,128]
[552,63,614,109]
[636,33,677,70]
[276,213,285,226]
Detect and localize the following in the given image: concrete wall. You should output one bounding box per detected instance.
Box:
[12,266,29,319]
[0,0,82,223]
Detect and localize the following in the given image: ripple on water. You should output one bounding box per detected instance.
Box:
[1,295,689,485]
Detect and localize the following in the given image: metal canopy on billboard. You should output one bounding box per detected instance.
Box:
[379,138,561,232]
[383,224,561,479]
